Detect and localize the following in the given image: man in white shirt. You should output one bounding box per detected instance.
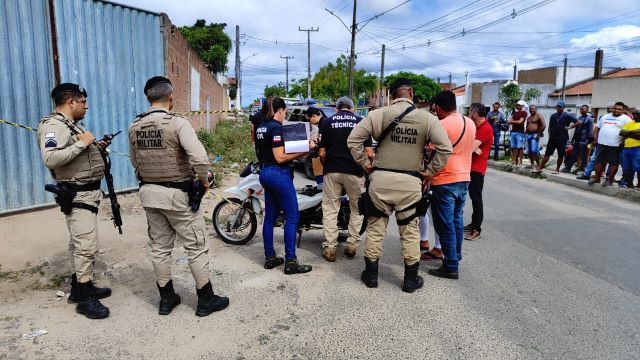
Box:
[589,101,632,186]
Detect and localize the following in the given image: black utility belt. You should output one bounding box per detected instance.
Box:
[58,181,101,192]
[373,167,422,180]
[140,180,192,192]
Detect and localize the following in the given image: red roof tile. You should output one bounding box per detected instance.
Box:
[549,68,640,97]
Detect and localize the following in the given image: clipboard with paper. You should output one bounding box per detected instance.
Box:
[282,122,310,153]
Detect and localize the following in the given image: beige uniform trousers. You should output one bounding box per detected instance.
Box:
[321,172,365,249]
[64,190,102,283]
[365,171,422,265]
[140,185,210,289]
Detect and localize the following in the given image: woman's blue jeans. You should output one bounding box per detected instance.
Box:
[431,182,469,272]
[259,165,299,260]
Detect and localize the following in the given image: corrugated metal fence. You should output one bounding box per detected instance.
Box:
[0,0,164,214]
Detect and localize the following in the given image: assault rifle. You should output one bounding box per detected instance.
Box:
[99,131,123,234]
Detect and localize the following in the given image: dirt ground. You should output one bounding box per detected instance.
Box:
[0,177,266,359]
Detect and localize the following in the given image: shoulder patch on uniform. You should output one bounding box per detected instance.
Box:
[45,138,57,148]
[273,135,282,142]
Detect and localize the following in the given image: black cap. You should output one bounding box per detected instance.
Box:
[51,83,87,98]
[389,78,413,95]
[144,76,172,94]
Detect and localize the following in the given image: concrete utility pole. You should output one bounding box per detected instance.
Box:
[348,0,357,98]
[561,54,568,102]
[513,59,517,81]
[448,73,452,89]
[299,27,319,99]
[465,71,469,105]
[379,44,385,108]
[280,55,294,93]
[235,25,241,109]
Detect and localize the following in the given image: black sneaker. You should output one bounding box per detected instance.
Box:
[428,265,459,280]
[264,256,284,269]
[284,259,312,275]
[576,175,589,180]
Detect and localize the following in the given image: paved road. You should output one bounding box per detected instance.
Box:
[1,168,638,359]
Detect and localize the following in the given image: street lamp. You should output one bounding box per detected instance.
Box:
[238,53,258,110]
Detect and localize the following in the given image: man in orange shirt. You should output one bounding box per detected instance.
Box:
[428,91,476,280]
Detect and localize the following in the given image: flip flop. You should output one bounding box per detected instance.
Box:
[551,170,559,174]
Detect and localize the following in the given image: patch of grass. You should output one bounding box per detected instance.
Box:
[0,262,49,282]
[198,119,256,186]
[203,216,213,225]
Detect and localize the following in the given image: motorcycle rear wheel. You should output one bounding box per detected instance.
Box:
[212,198,257,245]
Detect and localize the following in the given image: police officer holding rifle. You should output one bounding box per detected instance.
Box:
[37,83,114,319]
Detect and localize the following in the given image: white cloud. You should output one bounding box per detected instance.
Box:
[115,0,640,104]
[569,25,640,48]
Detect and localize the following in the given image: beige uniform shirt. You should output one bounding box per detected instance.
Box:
[347,98,452,180]
[37,113,105,187]
[129,107,210,211]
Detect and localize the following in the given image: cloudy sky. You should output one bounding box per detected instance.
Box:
[120,0,639,106]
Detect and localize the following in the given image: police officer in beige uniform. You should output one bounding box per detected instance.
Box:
[37,83,111,319]
[129,76,229,316]
[347,78,452,292]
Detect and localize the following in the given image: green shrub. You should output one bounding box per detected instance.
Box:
[197,120,256,185]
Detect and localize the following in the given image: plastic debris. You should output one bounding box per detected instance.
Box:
[23,330,47,340]
[175,257,188,265]
[213,155,222,163]
[56,291,65,297]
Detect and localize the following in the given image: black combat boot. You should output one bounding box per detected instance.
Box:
[195,282,229,317]
[360,257,379,288]
[402,262,424,293]
[75,281,110,319]
[157,280,181,315]
[68,273,111,303]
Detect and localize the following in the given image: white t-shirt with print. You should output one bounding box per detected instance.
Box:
[596,113,632,146]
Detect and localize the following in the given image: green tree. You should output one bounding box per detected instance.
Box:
[264,82,287,98]
[228,85,237,100]
[384,72,441,102]
[287,78,308,98]
[311,55,378,101]
[180,20,232,73]
[498,80,523,113]
[523,88,542,103]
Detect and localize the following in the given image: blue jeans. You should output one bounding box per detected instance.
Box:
[492,130,501,159]
[584,145,600,177]
[259,165,299,260]
[510,131,525,149]
[526,134,540,155]
[431,182,469,272]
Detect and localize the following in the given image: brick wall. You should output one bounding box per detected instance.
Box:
[162,14,226,130]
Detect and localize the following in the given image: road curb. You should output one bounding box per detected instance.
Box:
[487,160,640,204]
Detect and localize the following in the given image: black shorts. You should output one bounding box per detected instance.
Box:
[596,145,622,165]
[545,139,566,157]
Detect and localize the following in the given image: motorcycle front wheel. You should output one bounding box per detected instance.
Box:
[212,198,257,245]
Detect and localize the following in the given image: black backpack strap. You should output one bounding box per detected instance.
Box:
[451,114,467,148]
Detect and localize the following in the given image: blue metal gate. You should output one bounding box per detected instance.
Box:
[0,0,164,214]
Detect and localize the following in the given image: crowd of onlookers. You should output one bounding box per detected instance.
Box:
[487,100,640,189]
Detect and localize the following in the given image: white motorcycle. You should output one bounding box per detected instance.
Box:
[212,163,350,246]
